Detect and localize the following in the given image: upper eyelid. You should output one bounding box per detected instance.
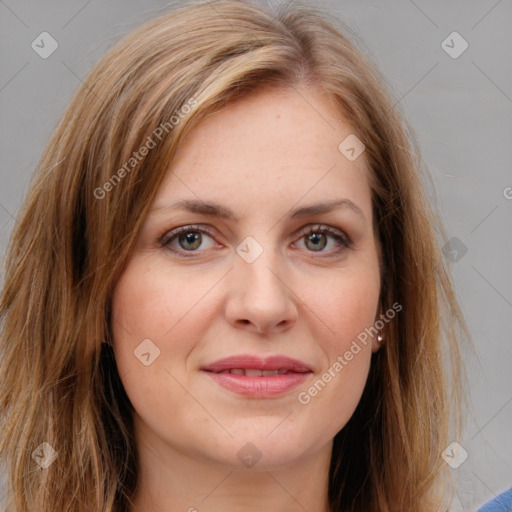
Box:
[299,223,347,237]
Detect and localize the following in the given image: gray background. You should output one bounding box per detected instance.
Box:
[0,1,511,510]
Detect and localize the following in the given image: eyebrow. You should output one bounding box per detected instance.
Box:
[150,198,366,223]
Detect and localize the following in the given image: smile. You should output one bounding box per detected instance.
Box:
[201,354,313,397]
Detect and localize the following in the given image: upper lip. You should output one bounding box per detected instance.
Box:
[201,354,312,373]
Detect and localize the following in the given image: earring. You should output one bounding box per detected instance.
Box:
[377,333,384,344]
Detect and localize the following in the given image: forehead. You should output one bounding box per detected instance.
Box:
[153,84,372,218]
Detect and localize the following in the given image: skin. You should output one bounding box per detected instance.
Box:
[111,83,382,512]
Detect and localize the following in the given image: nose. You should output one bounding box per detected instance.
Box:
[224,248,298,335]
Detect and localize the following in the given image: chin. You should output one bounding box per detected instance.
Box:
[206,422,316,471]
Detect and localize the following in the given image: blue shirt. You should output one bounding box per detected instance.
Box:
[477,487,512,511]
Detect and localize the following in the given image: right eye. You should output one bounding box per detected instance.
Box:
[161,225,218,257]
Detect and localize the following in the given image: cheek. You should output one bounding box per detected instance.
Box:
[111,258,214,349]
[110,260,180,388]
[303,262,380,349]
[296,313,374,444]
[292,264,379,436]
[299,352,371,447]
[109,260,213,450]
[110,256,225,403]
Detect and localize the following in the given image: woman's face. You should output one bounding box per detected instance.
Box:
[111,84,382,470]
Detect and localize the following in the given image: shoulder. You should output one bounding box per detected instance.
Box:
[477,487,512,512]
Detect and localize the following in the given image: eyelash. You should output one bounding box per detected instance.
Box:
[159,224,352,259]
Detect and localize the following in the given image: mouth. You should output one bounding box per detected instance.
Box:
[208,368,303,376]
[200,355,313,397]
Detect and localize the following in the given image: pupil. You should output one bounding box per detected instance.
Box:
[180,232,201,250]
[307,233,326,251]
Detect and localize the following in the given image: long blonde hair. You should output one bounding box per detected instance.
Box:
[0,0,469,510]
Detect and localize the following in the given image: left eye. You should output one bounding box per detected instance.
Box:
[295,225,350,253]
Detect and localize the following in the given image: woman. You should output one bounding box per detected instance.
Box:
[0,0,470,510]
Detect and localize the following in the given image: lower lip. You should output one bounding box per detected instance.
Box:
[202,371,311,397]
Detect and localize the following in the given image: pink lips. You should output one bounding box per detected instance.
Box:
[201,355,313,397]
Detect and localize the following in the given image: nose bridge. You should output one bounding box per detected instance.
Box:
[236,236,284,299]
[226,234,297,333]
